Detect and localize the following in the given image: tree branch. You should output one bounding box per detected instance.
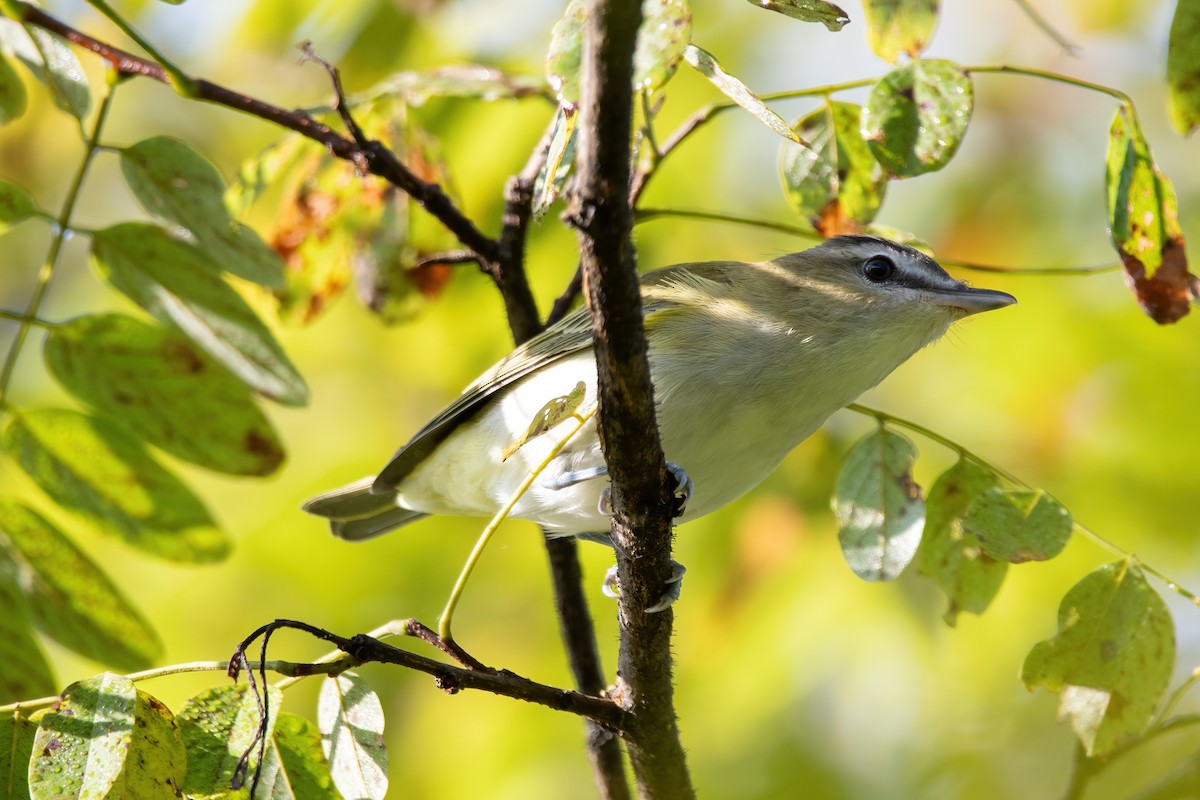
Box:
[497,102,630,797]
[232,619,627,729]
[5,1,501,265]
[572,0,693,796]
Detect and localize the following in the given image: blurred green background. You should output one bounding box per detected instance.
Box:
[1,1,1198,798]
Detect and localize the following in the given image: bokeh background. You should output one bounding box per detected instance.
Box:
[1,1,1198,798]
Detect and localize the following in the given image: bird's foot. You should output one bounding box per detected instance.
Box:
[596,461,693,518]
[602,560,687,613]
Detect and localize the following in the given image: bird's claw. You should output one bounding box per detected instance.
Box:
[602,561,687,613]
[596,461,692,518]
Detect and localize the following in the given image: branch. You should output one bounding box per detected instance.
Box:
[6,1,501,266]
[232,619,627,729]
[572,0,693,796]
[495,85,629,797]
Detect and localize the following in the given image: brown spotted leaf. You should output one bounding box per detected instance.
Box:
[1106,103,1197,323]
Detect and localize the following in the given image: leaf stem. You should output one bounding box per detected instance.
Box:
[83,0,196,95]
[636,208,1122,275]
[1010,0,1081,56]
[438,404,599,643]
[0,82,114,407]
[966,65,1132,105]
[0,309,56,327]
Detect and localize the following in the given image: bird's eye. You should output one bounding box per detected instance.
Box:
[863,255,895,283]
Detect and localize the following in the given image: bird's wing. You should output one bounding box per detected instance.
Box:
[371,303,597,493]
[370,262,726,494]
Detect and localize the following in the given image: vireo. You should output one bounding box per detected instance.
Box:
[305,235,1014,567]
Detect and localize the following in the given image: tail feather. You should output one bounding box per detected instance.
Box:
[302,477,428,541]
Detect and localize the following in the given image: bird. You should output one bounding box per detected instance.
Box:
[304,235,1015,605]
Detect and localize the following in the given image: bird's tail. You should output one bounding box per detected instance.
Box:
[302,477,428,541]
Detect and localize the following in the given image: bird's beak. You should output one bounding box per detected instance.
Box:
[931,286,1017,316]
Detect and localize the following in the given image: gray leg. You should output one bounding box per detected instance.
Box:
[545,465,608,491]
[596,460,693,518]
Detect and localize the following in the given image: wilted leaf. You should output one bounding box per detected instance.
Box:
[1167,0,1200,135]
[962,487,1071,563]
[780,100,886,235]
[121,136,286,289]
[45,314,285,476]
[834,429,924,581]
[0,52,26,123]
[318,672,388,800]
[862,0,939,63]
[0,711,37,799]
[179,684,282,797]
[863,58,973,177]
[547,0,691,106]
[20,26,89,119]
[3,408,230,563]
[374,65,549,106]
[502,381,587,461]
[0,500,162,670]
[683,45,799,142]
[29,673,136,799]
[1022,561,1174,756]
[0,577,55,701]
[533,106,578,219]
[91,222,309,405]
[748,0,850,31]
[0,178,38,231]
[1106,103,1197,324]
[258,98,458,326]
[916,458,1007,625]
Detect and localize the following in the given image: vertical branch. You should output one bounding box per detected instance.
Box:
[498,115,631,796]
[572,0,693,797]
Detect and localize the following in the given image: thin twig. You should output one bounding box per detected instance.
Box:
[230,619,627,729]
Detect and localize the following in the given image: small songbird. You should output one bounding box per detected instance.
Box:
[304,235,1014,603]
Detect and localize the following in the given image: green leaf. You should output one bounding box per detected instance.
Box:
[1167,0,1200,135]
[20,26,90,119]
[265,713,346,799]
[91,222,309,406]
[0,500,162,670]
[1022,561,1175,756]
[0,711,37,799]
[29,673,136,800]
[863,58,973,178]
[780,100,886,235]
[0,577,56,701]
[0,178,38,231]
[546,0,691,106]
[0,52,26,123]
[683,45,799,142]
[120,691,188,799]
[3,408,230,563]
[633,0,692,95]
[120,136,286,289]
[748,0,850,31]
[916,458,1007,626]
[375,65,548,106]
[533,106,578,219]
[1106,104,1196,324]
[318,672,387,800]
[179,684,282,797]
[862,0,939,63]
[962,487,1071,563]
[45,314,285,476]
[834,429,924,581]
